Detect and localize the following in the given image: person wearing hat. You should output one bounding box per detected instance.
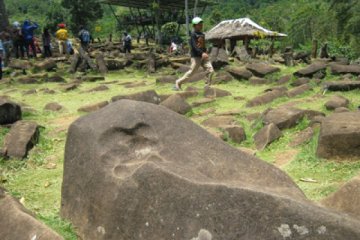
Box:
[56,23,68,55]
[123,32,132,54]
[174,17,214,90]
[12,21,25,59]
[22,20,39,58]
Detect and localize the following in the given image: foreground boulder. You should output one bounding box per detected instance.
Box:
[0,99,22,125]
[160,94,192,115]
[322,176,360,219]
[61,100,360,240]
[0,188,63,240]
[111,90,161,104]
[2,121,39,159]
[317,112,360,159]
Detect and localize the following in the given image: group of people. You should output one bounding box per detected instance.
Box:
[0,21,93,79]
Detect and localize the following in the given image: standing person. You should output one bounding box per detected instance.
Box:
[174,17,214,91]
[12,21,25,59]
[0,27,13,66]
[42,28,52,58]
[0,39,4,79]
[78,26,91,51]
[22,20,39,58]
[55,23,68,55]
[122,32,132,54]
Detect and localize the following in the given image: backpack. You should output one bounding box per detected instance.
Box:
[124,35,132,44]
[81,30,90,43]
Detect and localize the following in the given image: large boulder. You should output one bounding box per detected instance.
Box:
[0,188,64,240]
[263,107,305,130]
[61,100,360,240]
[2,121,40,159]
[254,123,283,150]
[246,63,280,77]
[160,94,192,115]
[330,64,360,75]
[111,90,161,104]
[317,112,360,159]
[0,99,22,125]
[226,67,253,80]
[294,63,327,78]
[322,176,360,219]
[324,95,349,110]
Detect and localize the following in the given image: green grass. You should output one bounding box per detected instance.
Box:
[1,62,360,239]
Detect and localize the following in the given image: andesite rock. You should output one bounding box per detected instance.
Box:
[246,63,280,77]
[160,94,192,115]
[325,95,349,110]
[263,107,305,130]
[111,90,161,104]
[2,120,39,159]
[0,99,22,125]
[0,188,64,240]
[61,100,360,240]
[254,123,282,150]
[317,112,360,159]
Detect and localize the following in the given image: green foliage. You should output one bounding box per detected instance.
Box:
[61,0,103,32]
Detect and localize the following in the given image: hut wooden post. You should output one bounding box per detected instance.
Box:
[230,39,237,54]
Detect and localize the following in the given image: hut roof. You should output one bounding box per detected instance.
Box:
[206,18,287,41]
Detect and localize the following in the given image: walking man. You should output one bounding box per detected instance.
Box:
[174,17,214,90]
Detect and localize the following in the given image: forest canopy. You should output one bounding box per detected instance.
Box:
[2,0,360,58]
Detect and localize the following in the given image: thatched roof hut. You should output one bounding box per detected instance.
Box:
[206,18,287,41]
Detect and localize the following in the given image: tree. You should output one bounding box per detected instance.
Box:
[61,0,103,33]
[0,0,9,31]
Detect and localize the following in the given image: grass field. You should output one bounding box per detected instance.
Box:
[1,63,360,239]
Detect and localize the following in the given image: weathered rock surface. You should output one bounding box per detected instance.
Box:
[46,75,66,83]
[222,125,246,143]
[44,102,63,112]
[254,123,282,150]
[325,81,360,91]
[286,84,312,98]
[85,85,109,93]
[78,101,109,113]
[111,90,161,104]
[210,47,229,69]
[0,188,64,240]
[289,127,314,147]
[291,77,310,87]
[249,77,268,85]
[204,87,231,98]
[325,95,349,110]
[160,94,192,115]
[247,90,286,107]
[246,63,280,77]
[62,100,360,240]
[263,107,304,130]
[0,99,22,125]
[322,176,360,219]
[331,64,360,75]
[294,63,327,78]
[226,67,253,80]
[202,116,236,128]
[192,98,215,107]
[2,121,39,159]
[156,75,177,84]
[34,59,57,71]
[317,112,360,158]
